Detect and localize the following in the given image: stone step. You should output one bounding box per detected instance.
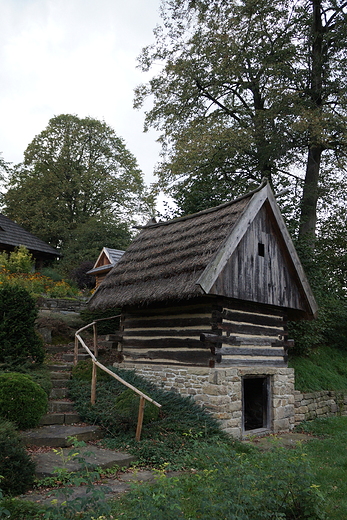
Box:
[51,379,70,389]
[21,424,103,448]
[63,353,90,362]
[40,412,81,426]
[50,371,71,380]
[48,364,72,372]
[98,340,117,349]
[48,400,76,413]
[46,345,72,354]
[50,387,69,399]
[32,446,136,478]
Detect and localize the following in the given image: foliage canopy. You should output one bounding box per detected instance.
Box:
[3,114,151,252]
[136,0,347,240]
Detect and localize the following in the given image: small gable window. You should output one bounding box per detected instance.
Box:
[258,242,265,257]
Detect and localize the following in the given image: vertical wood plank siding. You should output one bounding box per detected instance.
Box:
[209,204,305,311]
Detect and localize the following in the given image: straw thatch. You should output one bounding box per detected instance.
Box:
[89,192,253,310]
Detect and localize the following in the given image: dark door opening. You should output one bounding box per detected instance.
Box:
[243,377,269,431]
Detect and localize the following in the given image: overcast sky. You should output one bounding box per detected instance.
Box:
[0,0,162,185]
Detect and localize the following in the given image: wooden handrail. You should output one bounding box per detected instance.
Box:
[75,316,161,441]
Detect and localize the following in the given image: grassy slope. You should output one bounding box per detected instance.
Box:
[296,416,347,520]
[289,346,347,392]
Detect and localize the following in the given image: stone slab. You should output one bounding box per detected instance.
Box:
[21,470,180,506]
[21,424,103,447]
[33,446,136,478]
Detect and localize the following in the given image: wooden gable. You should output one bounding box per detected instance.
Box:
[197,184,317,318]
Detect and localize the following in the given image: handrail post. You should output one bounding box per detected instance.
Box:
[74,335,79,366]
[93,322,98,358]
[91,360,97,405]
[75,316,161,441]
[91,322,98,405]
[135,396,145,442]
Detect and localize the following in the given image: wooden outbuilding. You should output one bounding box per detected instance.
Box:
[0,213,59,269]
[88,182,317,437]
[87,247,125,288]
[89,182,316,368]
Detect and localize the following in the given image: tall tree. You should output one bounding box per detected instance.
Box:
[296,0,347,238]
[135,0,347,237]
[4,114,151,248]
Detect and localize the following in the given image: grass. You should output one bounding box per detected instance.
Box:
[289,346,347,392]
[68,366,240,469]
[296,416,347,520]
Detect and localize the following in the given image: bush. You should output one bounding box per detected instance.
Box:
[70,261,95,290]
[0,372,48,429]
[80,308,120,335]
[114,388,160,427]
[71,359,109,381]
[0,420,36,496]
[0,246,34,274]
[0,285,44,364]
[40,267,64,282]
[0,497,43,518]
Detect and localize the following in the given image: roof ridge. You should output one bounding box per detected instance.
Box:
[137,178,268,230]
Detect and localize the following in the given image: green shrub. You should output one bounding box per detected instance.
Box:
[0,285,44,364]
[0,372,48,429]
[0,246,34,274]
[0,497,43,518]
[80,308,120,335]
[71,359,109,381]
[0,420,36,496]
[114,388,160,427]
[69,367,229,467]
[39,267,64,282]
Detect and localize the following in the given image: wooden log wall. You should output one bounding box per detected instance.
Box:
[201,299,288,368]
[119,300,217,366]
[118,298,289,368]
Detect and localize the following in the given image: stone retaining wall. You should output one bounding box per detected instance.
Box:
[294,390,347,424]
[37,297,87,313]
[118,363,295,439]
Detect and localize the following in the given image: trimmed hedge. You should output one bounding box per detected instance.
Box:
[0,372,48,429]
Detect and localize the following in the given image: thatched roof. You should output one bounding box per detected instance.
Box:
[0,213,59,258]
[89,188,256,310]
[89,181,318,319]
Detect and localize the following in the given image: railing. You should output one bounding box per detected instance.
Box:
[75,315,161,441]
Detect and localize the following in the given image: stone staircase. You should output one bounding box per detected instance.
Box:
[21,343,135,476]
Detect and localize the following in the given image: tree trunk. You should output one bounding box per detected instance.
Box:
[298,0,324,243]
[299,144,322,239]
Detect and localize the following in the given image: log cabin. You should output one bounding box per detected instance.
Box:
[88,181,317,437]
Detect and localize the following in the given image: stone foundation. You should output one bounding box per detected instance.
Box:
[117,363,295,439]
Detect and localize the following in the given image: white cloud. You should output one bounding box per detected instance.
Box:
[0,0,162,183]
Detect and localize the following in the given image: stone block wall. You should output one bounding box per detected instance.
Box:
[37,297,87,313]
[294,390,347,424]
[118,363,295,439]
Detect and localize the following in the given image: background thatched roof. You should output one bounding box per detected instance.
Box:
[89,193,253,310]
